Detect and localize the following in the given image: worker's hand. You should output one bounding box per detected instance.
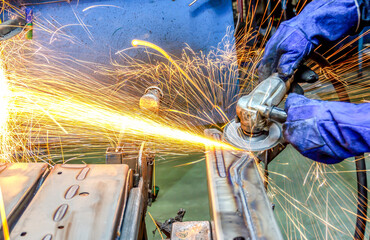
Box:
[283,94,370,164]
[258,24,314,81]
[258,0,361,81]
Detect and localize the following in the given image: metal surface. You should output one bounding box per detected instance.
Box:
[10,164,129,240]
[171,221,211,240]
[224,118,282,151]
[0,163,48,233]
[140,86,163,113]
[0,17,26,41]
[105,144,140,170]
[27,0,235,64]
[121,181,145,240]
[205,129,283,240]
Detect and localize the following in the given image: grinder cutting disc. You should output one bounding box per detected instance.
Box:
[223,119,283,151]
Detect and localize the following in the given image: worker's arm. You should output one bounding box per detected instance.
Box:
[283,94,370,164]
[258,0,370,80]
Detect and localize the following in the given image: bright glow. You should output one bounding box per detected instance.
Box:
[34,96,237,150]
[0,186,9,240]
[0,63,8,132]
[131,40,139,47]
[130,39,214,106]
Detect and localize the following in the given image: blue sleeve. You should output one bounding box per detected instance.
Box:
[258,0,366,80]
[283,94,370,164]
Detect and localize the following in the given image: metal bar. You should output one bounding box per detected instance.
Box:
[205,128,283,240]
[121,183,145,240]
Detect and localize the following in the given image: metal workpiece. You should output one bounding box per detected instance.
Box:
[139,86,163,114]
[205,129,283,240]
[171,221,212,240]
[121,181,146,240]
[106,141,155,205]
[0,163,48,234]
[10,164,130,240]
[229,155,283,240]
[0,16,26,41]
[106,142,143,168]
[205,129,250,239]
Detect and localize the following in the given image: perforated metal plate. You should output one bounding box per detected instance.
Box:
[10,164,130,240]
[0,163,48,230]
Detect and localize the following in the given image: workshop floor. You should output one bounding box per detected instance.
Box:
[145,152,210,240]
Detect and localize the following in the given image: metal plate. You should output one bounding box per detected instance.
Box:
[171,221,211,240]
[10,164,129,240]
[0,163,48,230]
[223,119,283,151]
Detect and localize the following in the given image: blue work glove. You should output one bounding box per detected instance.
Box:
[283,94,370,164]
[258,0,362,80]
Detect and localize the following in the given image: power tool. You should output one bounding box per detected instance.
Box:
[224,73,293,151]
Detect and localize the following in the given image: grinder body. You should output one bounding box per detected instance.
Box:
[236,74,290,135]
[224,74,291,151]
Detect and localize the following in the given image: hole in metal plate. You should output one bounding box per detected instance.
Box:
[58,226,64,229]
[79,192,89,196]
[76,167,90,180]
[53,204,68,222]
[42,234,52,240]
[20,232,27,237]
[57,172,62,175]
[65,185,80,200]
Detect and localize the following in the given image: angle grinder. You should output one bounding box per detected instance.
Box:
[224,73,293,151]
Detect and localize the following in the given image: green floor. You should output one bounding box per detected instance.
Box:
[145,152,210,240]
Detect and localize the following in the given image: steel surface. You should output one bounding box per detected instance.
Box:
[0,163,48,232]
[10,164,129,240]
[171,221,211,240]
[205,128,283,240]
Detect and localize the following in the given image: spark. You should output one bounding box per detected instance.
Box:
[82,5,124,12]
[0,62,8,132]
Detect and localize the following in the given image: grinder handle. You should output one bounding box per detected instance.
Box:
[269,107,287,123]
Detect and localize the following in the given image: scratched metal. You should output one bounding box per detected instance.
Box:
[205,128,283,240]
[0,163,48,231]
[10,164,129,240]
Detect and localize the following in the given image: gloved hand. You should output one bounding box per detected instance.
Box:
[258,0,361,81]
[283,93,370,164]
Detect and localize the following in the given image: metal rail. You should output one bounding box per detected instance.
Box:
[204,129,283,240]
